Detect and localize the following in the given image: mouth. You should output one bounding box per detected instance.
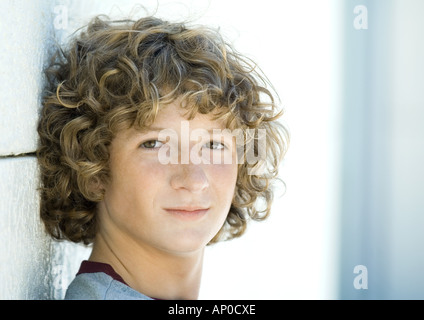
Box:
[163,207,209,220]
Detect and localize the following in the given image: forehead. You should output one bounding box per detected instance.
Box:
[116,101,228,141]
[143,101,227,130]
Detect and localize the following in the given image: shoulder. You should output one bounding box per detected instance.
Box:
[64,272,153,300]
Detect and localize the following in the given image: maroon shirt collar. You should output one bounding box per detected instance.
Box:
[77,260,129,286]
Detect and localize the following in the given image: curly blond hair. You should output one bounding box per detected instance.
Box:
[37,15,289,245]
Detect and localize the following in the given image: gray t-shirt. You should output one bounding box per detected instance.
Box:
[64,260,153,300]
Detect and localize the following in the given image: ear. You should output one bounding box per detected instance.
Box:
[85,175,107,202]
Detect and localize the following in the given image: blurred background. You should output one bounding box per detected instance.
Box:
[0,0,423,299]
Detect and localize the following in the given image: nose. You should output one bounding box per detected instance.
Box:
[170,163,209,193]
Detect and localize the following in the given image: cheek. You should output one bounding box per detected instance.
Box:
[130,161,168,199]
[209,163,238,199]
[107,158,166,209]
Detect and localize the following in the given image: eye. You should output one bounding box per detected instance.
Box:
[140,140,164,149]
[204,140,225,150]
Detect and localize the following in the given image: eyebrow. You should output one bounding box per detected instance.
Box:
[133,127,167,136]
[138,127,229,134]
[139,127,164,133]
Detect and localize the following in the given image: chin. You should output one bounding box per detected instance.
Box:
[163,231,216,254]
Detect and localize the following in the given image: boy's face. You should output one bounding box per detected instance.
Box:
[97,101,238,254]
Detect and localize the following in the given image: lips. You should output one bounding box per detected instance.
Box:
[165,206,208,211]
[163,206,209,220]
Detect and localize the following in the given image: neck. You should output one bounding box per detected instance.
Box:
[89,232,204,300]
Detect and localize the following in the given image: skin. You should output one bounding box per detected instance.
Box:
[89,101,238,299]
